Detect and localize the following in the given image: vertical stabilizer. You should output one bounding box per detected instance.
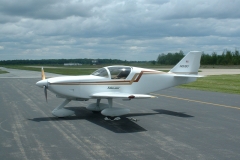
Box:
[169,51,202,75]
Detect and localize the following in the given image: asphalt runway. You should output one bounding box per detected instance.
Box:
[1,72,240,159]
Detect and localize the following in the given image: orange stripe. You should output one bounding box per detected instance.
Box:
[50,71,164,85]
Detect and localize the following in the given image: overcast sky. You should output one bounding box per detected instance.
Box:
[0,0,240,61]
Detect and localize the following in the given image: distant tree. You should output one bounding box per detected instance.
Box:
[225,50,233,65]
[157,51,184,65]
[157,53,166,64]
[151,60,156,65]
[211,52,218,65]
[233,49,240,65]
[2,49,240,66]
[201,53,212,65]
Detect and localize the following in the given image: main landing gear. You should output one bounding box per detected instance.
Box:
[104,116,121,121]
[51,98,130,121]
[87,98,130,121]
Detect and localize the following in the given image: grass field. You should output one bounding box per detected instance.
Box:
[1,65,240,94]
[180,74,240,94]
[0,69,8,74]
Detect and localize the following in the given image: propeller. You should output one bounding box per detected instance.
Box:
[36,67,49,102]
[41,67,46,80]
[44,85,48,102]
[41,67,48,102]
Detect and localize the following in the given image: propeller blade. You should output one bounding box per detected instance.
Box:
[44,85,48,102]
[41,67,46,80]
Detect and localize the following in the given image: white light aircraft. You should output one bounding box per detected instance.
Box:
[36,51,203,119]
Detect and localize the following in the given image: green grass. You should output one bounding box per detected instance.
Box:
[180,74,240,94]
[0,69,8,74]
[43,68,96,75]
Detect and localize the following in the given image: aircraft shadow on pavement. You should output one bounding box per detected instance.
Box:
[125,109,194,118]
[28,107,147,133]
[28,107,193,133]
[153,109,194,118]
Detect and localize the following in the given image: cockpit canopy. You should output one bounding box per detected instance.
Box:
[91,66,131,79]
[91,68,109,78]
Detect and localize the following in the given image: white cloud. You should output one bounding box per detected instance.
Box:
[0,0,240,61]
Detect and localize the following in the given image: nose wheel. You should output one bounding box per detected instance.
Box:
[52,99,74,117]
[104,116,121,121]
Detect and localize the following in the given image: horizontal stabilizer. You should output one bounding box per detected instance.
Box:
[91,92,156,99]
[173,74,205,78]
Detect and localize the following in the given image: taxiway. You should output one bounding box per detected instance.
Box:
[0,69,240,160]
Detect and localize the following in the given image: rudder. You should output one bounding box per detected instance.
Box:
[169,51,202,75]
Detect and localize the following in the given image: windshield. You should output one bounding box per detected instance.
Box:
[91,68,109,78]
[107,67,131,79]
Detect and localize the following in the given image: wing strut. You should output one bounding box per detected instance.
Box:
[107,98,113,108]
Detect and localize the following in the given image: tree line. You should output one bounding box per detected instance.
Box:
[1,50,240,65]
[0,58,146,65]
[201,50,240,65]
[156,50,240,65]
[0,58,150,65]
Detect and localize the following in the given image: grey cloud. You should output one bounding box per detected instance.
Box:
[0,0,240,60]
[0,14,20,24]
[0,0,103,20]
[158,0,240,19]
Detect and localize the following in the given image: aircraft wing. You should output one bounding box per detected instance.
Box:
[91,92,156,99]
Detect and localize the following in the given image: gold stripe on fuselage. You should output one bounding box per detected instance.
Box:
[50,71,166,86]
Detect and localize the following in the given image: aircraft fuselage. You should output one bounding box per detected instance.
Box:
[37,66,196,100]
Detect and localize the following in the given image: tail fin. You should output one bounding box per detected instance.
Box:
[169,51,202,75]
